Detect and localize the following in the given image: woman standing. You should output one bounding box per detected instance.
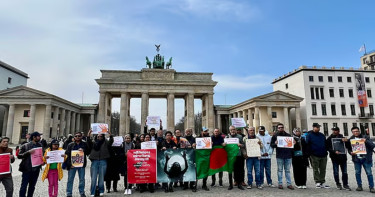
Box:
[105,136,125,193]
[123,134,135,195]
[292,128,309,189]
[138,133,155,193]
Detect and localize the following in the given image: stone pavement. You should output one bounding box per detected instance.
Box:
[2,154,375,197]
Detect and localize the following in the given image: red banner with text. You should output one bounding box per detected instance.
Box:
[127,149,157,184]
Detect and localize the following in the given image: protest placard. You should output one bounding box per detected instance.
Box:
[350,139,366,154]
[127,149,157,184]
[332,138,346,154]
[224,138,239,144]
[179,138,191,148]
[31,147,44,167]
[276,136,294,148]
[46,150,65,164]
[231,118,246,128]
[71,150,84,167]
[0,153,11,175]
[246,139,261,157]
[91,123,109,134]
[141,141,157,149]
[196,137,212,149]
[112,136,124,147]
[146,116,161,130]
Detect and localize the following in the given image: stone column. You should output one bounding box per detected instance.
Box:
[120,92,130,136]
[28,104,36,133]
[184,93,195,131]
[242,110,247,123]
[59,109,66,137]
[284,107,289,132]
[6,104,15,143]
[217,114,222,130]
[207,93,214,132]
[141,92,149,129]
[248,108,253,127]
[97,92,106,123]
[2,107,8,136]
[71,112,76,133]
[43,104,52,139]
[237,111,240,118]
[76,113,81,132]
[267,106,272,132]
[296,107,301,129]
[167,93,175,132]
[52,107,59,138]
[66,110,71,135]
[254,107,260,131]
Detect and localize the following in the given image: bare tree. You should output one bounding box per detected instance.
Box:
[111,112,141,135]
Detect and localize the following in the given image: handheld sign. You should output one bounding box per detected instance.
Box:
[31,147,44,167]
[91,123,109,134]
[0,153,11,175]
[71,150,84,167]
[277,137,294,148]
[112,136,124,147]
[231,118,246,128]
[224,138,239,144]
[179,138,191,148]
[246,139,261,157]
[141,141,157,149]
[332,138,346,154]
[350,139,366,155]
[147,116,161,130]
[46,150,65,164]
[196,137,212,149]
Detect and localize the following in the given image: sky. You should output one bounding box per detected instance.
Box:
[1,0,374,128]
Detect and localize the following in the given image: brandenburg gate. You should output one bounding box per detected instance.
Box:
[96,47,217,136]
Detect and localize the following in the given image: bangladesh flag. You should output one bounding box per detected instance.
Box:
[195,144,238,179]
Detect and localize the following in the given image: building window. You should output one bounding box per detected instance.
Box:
[321,104,327,116]
[8,77,12,84]
[339,89,344,97]
[365,77,370,83]
[58,114,61,120]
[51,112,54,119]
[372,123,375,136]
[285,83,288,89]
[309,76,314,82]
[331,104,336,116]
[343,123,348,136]
[347,77,352,82]
[23,110,30,117]
[348,89,353,98]
[318,76,323,82]
[350,104,356,116]
[272,112,277,118]
[338,76,342,82]
[252,113,254,119]
[323,123,328,136]
[328,76,333,82]
[360,107,365,117]
[353,123,357,128]
[370,104,374,115]
[312,104,317,115]
[315,87,320,99]
[341,104,346,116]
[329,88,334,97]
[333,123,338,128]
[367,89,372,98]
[320,88,324,99]
[310,87,315,99]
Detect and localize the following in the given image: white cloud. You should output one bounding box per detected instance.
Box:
[213,74,273,91]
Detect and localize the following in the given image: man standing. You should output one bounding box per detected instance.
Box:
[0,137,15,197]
[18,131,44,197]
[271,123,294,190]
[211,128,225,187]
[196,127,211,191]
[183,128,196,192]
[65,131,92,197]
[306,123,330,189]
[228,125,245,190]
[257,126,275,188]
[346,126,375,193]
[326,127,351,191]
[244,127,263,189]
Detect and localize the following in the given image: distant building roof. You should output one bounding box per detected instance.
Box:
[0,60,29,78]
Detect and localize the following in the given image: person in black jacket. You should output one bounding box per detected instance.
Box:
[211,128,225,187]
[292,128,309,189]
[161,131,177,192]
[105,137,125,193]
[183,128,197,191]
[326,127,351,191]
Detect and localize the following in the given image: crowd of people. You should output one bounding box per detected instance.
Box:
[0,122,375,197]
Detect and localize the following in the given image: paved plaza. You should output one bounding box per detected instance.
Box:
[2,149,375,197]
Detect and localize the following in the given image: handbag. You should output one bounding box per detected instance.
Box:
[294,150,302,157]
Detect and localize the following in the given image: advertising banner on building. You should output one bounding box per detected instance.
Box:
[355,73,368,107]
[127,149,157,184]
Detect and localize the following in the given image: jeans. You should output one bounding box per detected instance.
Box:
[0,176,13,197]
[260,159,272,185]
[332,160,348,186]
[90,160,107,195]
[47,169,59,197]
[276,158,292,186]
[246,157,261,186]
[19,169,40,197]
[310,155,327,184]
[354,159,374,188]
[67,167,86,196]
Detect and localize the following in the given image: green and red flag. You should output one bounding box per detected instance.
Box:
[195,144,238,179]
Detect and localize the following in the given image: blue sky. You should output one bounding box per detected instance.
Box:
[0,0,374,127]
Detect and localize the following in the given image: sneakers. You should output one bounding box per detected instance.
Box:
[268,184,276,188]
[336,183,343,190]
[302,185,307,189]
[278,185,283,189]
[343,185,351,191]
[202,185,210,191]
[321,184,330,189]
[316,183,322,188]
[370,188,375,193]
[297,186,303,189]
[228,185,233,190]
[99,194,104,196]
[256,185,263,190]
[247,185,252,189]
[210,182,216,187]
[238,185,245,190]
[356,186,363,191]
[287,185,294,190]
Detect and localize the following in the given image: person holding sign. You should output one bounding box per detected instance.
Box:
[306,123,330,189]
[0,137,15,197]
[41,140,66,197]
[346,126,375,193]
[123,134,135,195]
[325,127,351,191]
[244,127,263,189]
[270,123,295,190]
[138,133,156,193]
[292,128,309,189]
[18,131,44,197]
[65,132,92,197]
[210,128,225,188]
[227,126,246,190]
[161,131,177,192]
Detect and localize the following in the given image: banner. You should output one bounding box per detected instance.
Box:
[157,149,196,183]
[231,118,246,128]
[128,149,157,184]
[31,147,44,167]
[112,136,124,147]
[277,137,294,148]
[224,138,239,144]
[71,150,84,167]
[350,139,367,155]
[0,153,11,175]
[46,150,65,164]
[331,138,346,154]
[196,137,212,149]
[146,116,161,130]
[355,73,368,107]
[91,123,109,134]
[141,141,157,149]
[196,144,238,179]
[246,139,261,157]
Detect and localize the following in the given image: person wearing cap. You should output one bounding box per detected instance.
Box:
[244,127,263,189]
[42,139,66,197]
[326,127,351,191]
[227,125,246,190]
[271,123,295,190]
[18,131,44,197]
[306,123,329,189]
[346,126,375,193]
[0,137,15,197]
[257,126,275,188]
